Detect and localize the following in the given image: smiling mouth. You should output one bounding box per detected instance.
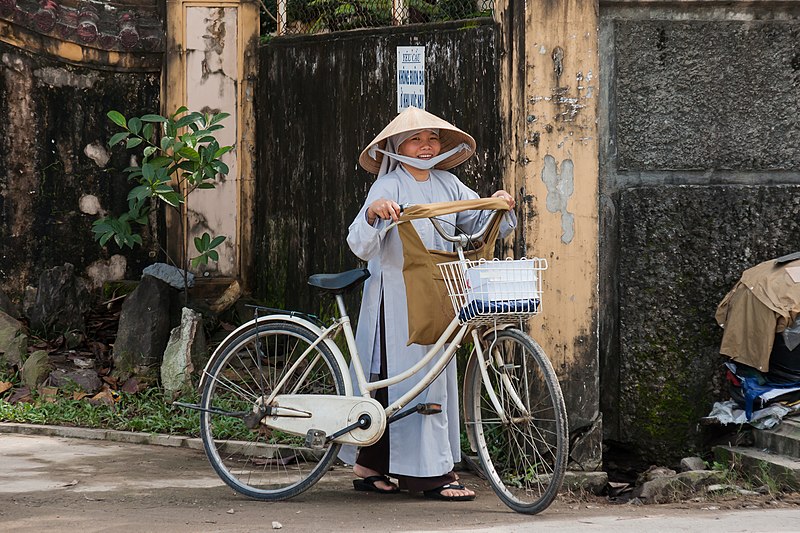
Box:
[418,154,433,159]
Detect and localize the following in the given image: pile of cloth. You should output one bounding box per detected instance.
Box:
[709,253,800,428]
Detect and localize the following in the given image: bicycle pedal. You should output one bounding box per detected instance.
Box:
[418,403,442,415]
[305,429,326,449]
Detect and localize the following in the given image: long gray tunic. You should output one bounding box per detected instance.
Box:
[339,166,515,477]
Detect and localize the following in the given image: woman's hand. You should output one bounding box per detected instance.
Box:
[492,190,516,209]
[367,198,401,224]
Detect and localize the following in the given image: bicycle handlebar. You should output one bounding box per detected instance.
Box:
[393,200,507,249]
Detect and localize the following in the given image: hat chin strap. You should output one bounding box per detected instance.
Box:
[373,143,472,170]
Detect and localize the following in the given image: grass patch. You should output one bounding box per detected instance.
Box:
[0,388,202,436]
[0,366,203,436]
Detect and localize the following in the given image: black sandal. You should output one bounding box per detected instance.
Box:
[423,483,476,501]
[353,475,400,494]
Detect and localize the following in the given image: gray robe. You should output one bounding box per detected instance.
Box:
[339,166,515,477]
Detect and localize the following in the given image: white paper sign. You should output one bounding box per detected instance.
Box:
[397,46,425,112]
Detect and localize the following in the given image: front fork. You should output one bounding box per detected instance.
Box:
[462,328,531,452]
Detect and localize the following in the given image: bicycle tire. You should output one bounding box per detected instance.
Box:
[467,328,568,514]
[200,320,346,501]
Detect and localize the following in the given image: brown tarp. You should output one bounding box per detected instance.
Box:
[397,198,509,346]
[715,258,800,371]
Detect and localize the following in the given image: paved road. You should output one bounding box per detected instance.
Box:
[1,427,799,532]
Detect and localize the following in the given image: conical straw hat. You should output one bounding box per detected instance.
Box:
[359,107,476,174]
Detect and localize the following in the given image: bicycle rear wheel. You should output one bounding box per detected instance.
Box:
[200,320,346,501]
[467,328,568,514]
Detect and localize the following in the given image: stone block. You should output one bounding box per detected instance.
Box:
[160,307,206,397]
[615,184,800,464]
[113,275,174,378]
[21,350,51,389]
[714,445,800,491]
[614,20,800,171]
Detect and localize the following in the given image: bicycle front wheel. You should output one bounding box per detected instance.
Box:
[467,328,568,514]
[200,320,346,501]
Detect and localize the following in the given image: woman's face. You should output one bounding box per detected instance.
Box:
[398,130,441,161]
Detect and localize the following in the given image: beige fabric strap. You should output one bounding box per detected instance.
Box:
[397,198,509,346]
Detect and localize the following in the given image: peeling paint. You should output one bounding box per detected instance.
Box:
[83,141,110,168]
[78,194,103,216]
[541,154,575,244]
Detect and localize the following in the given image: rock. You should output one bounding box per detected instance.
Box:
[143,263,195,290]
[0,310,28,367]
[160,308,206,397]
[637,465,677,484]
[635,470,725,504]
[680,456,707,472]
[27,263,91,335]
[562,470,609,495]
[21,351,52,389]
[113,275,174,379]
[48,368,102,394]
[568,417,604,471]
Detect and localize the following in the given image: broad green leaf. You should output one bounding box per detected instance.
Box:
[109,132,129,147]
[193,236,203,251]
[143,146,157,158]
[209,112,230,126]
[197,182,216,189]
[160,136,173,151]
[128,185,150,201]
[141,163,155,182]
[107,110,126,128]
[149,156,172,168]
[128,117,142,135]
[159,190,183,207]
[208,250,219,261]
[209,235,226,248]
[126,137,143,149]
[142,123,154,142]
[177,146,200,161]
[214,146,233,158]
[141,114,168,123]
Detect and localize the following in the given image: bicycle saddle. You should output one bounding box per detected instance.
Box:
[308,268,370,294]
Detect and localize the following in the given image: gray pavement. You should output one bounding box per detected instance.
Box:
[1,423,799,532]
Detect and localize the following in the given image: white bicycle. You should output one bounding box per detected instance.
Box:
[184,201,568,515]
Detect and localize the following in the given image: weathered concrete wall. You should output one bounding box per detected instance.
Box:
[255,21,503,314]
[600,4,800,464]
[0,42,160,302]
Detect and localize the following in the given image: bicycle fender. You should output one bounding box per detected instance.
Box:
[199,315,353,396]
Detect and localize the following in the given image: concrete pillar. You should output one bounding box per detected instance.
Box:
[497,0,602,469]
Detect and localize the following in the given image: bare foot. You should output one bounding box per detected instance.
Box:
[353,464,397,492]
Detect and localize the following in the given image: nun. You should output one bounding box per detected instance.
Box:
[340,106,516,501]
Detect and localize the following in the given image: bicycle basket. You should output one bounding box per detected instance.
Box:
[438,257,548,325]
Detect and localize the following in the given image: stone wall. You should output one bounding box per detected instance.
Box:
[600,3,800,463]
[0,41,161,301]
[255,20,503,314]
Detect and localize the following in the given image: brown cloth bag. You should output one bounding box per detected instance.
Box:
[397,198,510,346]
[715,257,800,371]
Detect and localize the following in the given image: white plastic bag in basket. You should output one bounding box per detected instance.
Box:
[465,260,538,302]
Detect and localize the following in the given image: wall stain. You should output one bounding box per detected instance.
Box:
[541,154,574,244]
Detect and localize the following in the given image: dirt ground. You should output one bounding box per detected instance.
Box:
[1,432,799,533]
